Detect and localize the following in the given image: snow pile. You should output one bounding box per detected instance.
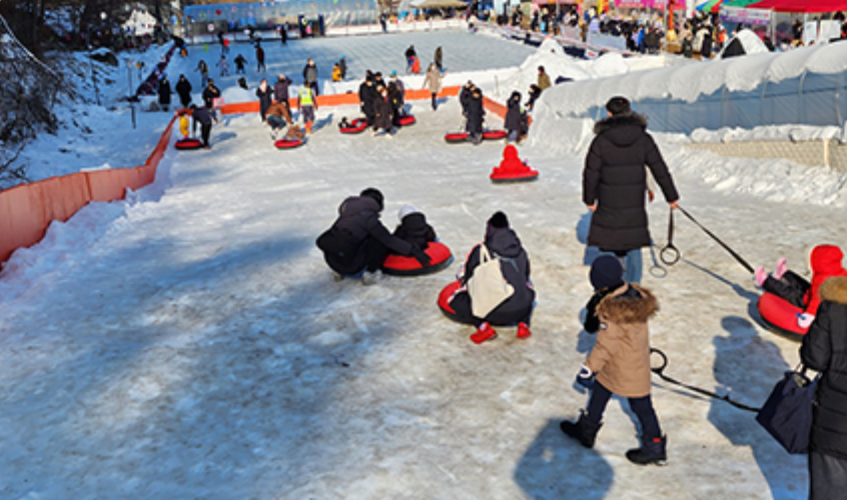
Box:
[686,125,844,144]
[720,29,770,58]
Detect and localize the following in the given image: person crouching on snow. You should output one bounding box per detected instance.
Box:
[266,100,292,140]
[756,244,847,329]
[316,188,431,285]
[447,212,534,344]
[560,255,666,466]
[393,205,436,250]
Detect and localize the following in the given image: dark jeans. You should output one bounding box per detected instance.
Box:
[431,93,437,110]
[586,382,661,439]
[199,123,212,147]
[809,450,847,500]
[309,81,319,97]
[267,115,286,130]
[763,270,809,308]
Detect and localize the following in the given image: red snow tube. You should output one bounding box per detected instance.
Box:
[444,132,469,143]
[340,118,368,134]
[275,138,306,149]
[483,130,508,140]
[397,115,416,127]
[490,170,539,183]
[175,138,203,150]
[437,280,475,324]
[382,241,453,276]
[757,292,808,338]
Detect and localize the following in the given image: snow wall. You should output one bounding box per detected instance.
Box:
[529,42,847,155]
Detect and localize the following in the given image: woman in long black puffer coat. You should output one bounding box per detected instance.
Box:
[157,77,172,112]
[465,88,485,144]
[801,276,847,500]
[373,87,394,135]
[504,91,523,142]
[256,78,273,122]
[175,74,192,108]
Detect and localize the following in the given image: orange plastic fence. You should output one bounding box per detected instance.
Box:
[1,86,502,268]
[0,116,176,266]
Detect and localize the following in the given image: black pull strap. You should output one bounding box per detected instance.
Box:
[659,207,755,274]
[678,207,755,274]
[659,209,680,266]
[650,348,761,413]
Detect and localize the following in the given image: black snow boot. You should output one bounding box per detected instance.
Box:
[625,435,667,466]
[559,411,602,449]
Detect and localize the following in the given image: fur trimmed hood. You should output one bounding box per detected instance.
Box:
[593,112,648,136]
[820,276,847,306]
[597,283,659,324]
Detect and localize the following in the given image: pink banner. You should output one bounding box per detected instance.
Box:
[615,0,680,8]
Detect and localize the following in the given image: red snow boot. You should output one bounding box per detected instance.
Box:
[516,322,531,339]
[470,322,497,344]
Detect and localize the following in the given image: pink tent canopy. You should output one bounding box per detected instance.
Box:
[747,0,847,12]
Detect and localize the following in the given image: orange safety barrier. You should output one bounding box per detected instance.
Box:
[1,85,502,268]
[0,116,177,266]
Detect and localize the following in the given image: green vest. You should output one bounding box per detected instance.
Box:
[299,87,314,105]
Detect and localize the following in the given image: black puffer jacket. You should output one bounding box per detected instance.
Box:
[801,276,847,460]
[465,94,484,134]
[504,93,522,133]
[459,227,534,322]
[374,97,393,130]
[319,196,413,274]
[394,213,436,249]
[583,113,679,252]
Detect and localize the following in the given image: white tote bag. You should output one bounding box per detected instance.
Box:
[467,244,514,318]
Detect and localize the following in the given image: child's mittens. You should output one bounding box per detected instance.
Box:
[797,312,815,329]
[573,364,595,393]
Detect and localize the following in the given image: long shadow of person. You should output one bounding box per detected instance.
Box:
[709,316,808,499]
[513,418,614,500]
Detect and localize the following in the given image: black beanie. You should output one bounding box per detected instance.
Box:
[360,187,384,211]
[488,211,509,229]
[590,255,624,290]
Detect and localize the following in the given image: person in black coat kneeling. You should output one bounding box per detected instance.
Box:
[317,188,431,285]
[801,275,847,500]
[448,211,534,344]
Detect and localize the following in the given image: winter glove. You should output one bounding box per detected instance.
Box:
[411,245,432,267]
[797,312,815,329]
[573,364,595,393]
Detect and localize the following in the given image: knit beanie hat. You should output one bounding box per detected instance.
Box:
[360,187,384,211]
[590,255,624,291]
[398,204,417,222]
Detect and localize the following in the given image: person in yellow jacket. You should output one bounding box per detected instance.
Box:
[298,83,318,134]
[332,63,342,82]
[178,111,191,139]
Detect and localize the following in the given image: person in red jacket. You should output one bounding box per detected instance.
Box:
[756,244,847,329]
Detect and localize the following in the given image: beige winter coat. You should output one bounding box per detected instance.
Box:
[585,284,659,398]
[422,67,442,94]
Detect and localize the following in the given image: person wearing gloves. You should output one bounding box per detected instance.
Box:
[447,212,535,344]
[756,244,847,329]
[393,205,436,249]
[316,188,431,285]
[560,255,666,466]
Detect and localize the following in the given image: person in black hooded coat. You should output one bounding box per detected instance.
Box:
[448,211,535,343]
[583,96,679,283]
[393,205,436,249]
[317,188,430,280]
[157,77,172,111]
[504,91,524,142]
[465,88,485,143]
[373,87,394,134]
[175,75,192,108]
[800,276,847,500]
[359,74,378,126]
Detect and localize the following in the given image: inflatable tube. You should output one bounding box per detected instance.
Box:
[382,241,453,276]
[340,118,368,134]
[490,170,539,183]
[275,138,306,149]
[445,132,469,144]
[175,138,203,150]
[482,130,508,140]
[397,115,416,127]
[437,280,476,324]
[757,292,808,339]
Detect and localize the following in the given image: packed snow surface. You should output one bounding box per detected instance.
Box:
[3,30,847,499]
